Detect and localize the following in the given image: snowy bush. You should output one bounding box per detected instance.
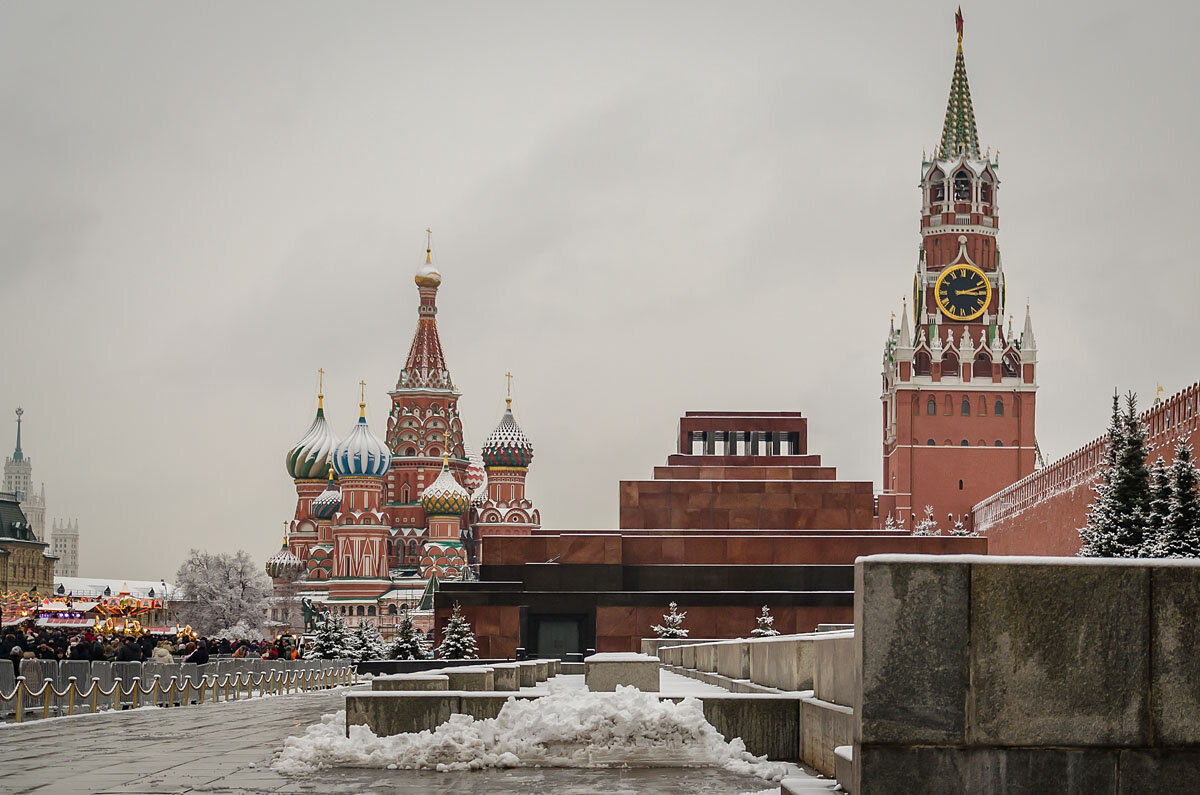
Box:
[749,606,779,637]
[651,602,689,638]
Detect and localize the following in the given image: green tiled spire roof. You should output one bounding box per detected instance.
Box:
[938,8,980,160]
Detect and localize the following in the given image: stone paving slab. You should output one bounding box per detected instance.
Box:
[0,678,831,794]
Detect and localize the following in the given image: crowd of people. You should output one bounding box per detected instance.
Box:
[0,622,303,673]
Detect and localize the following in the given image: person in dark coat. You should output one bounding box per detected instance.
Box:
[183,639,209,665]
[115,637,143,662]
[139,633,156,659]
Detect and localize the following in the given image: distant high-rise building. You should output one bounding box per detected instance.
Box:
[51,518,79,577]
[3,408,47,542]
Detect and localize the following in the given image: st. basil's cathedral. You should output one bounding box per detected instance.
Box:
[265,249,540,635]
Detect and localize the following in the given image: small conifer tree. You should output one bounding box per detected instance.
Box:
[388,608,430,660]
[1080,394,1130,556]
[750,605,780,637]
[912,505,940,536]
[652,601,689,638]
[1159,442,1200,558]
[1141,456,1172,556]
[352,620,388,662]
[304,611,359,660]
[883,513,897,530]
[435,602,479,659]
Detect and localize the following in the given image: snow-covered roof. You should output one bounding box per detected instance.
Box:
[54,576,175,598]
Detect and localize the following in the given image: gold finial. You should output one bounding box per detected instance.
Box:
[359,379,367,417]
[318,367,325,409]
[1155,383,1165,403]
[442,453,449,468]
[504,371,514,408]
[282,521,288,546]
[425,228,433,264]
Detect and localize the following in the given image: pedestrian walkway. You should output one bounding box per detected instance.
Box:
[0,681,838,794]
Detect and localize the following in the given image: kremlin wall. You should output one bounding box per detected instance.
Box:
[268,21,1200,657]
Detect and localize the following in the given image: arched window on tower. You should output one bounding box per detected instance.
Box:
[929,170,945,203]
[401,484,411,503]
[954,170,972,201]
[927,439,936,446]
[1002,353,1020,378]
[914,351,932,377]
[974,353,991,379]
[994,399,1005,416]
[961,398,971,416]
[388,604,398,616]
[356,605,365,617]
[942,351,960,378]
[980,176,993,205]
[368,605,376,616]
[927,398,937,415]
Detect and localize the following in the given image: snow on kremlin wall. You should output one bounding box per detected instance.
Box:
[973,380,1200,556]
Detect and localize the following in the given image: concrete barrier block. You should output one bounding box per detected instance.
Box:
[489,664,520,691]
[694,644,717,673]
[747,635,818,691]
[856,558,969,745]
[459,694,518,721]
[346,693,458,737]
[813,632,855,708]
[699,695,800,762]
[716,641,750,680]
[969,560,1149,747]
[584,653,660,692]
[371,674,450,692]
[855,746,1117,795]
[440,667,494,691]
[533,661,548,682]
[834,745,855,795]
[517,661,538,687]
[680,644,696,669]
[1151,565,1200,744]
[800,696,853,777]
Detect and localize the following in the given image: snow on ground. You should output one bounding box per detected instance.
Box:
[273,686,794,781]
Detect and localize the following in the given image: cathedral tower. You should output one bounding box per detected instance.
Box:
[878,11,1038,529]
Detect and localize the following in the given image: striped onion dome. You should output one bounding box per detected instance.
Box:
[310,470,341,520]
[265,543,305,580]
[463,444,486,492]
[285,399,339,480]
[333,403,392,478]
[481,400,534,468]
[420,458,471,516]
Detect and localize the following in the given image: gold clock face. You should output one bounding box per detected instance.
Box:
[934,264,991,321]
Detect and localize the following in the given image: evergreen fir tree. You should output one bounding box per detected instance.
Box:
[388,608,430,660]
[303,611,359,660]
[435,602,479,659]
[912,505,940,536]
[1160,442,1200,557]
[352,620,388,662]
[651,601,689,638]
[1080,393,1129,557]
[750,605,780,637]
[1110,392,1152,555]
[1141,456,1172,556]
[883,513,897,530]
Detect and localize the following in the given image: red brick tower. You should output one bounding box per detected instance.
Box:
[386,240,469,568]
[877,11,1038,529]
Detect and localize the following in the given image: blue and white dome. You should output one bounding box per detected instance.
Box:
[333,404,392,478]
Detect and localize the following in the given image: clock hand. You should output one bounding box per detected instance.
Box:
[955,288,987,296]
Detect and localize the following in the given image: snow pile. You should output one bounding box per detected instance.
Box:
[274,686,791,780]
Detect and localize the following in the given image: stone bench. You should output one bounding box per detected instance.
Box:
[371,674,449,692]
[584,652,660,692]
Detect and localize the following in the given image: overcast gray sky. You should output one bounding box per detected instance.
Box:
[3,1,1197,580]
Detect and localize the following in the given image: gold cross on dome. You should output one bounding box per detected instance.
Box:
[504,371,513,397]
[360,380,367,402]
[318,368,325,393]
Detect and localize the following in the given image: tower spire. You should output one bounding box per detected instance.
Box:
[425,227,433,264]
[12,407,23,462]
[939,7,981,160]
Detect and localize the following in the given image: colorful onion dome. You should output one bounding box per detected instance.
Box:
[481,399,534,468]
[310,469,341,520]
[415,265,442,288]
[333,400,392,478]
[285,394,339,480]
[462,444,487,492]
[265,542,305,580]
[420,456,471,516]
